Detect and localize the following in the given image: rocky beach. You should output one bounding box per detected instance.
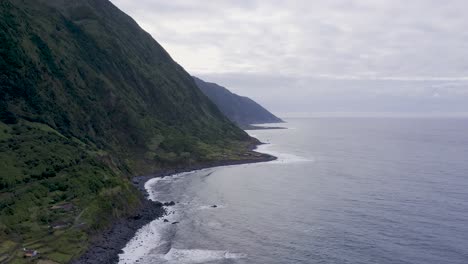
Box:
[72,145,276,264]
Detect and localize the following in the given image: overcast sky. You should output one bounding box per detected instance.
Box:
[110,0,468,116]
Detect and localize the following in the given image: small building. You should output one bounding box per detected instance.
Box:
[50,203,74,211]
[50,221,69,229]
[23,248,38,258]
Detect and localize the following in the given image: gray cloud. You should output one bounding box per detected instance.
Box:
[110,0,468,115]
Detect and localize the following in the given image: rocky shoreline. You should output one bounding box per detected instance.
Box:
[72,146,276,264]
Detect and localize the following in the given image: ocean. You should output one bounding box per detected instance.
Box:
[119,117,468,264]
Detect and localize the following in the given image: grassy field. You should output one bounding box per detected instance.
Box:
[0,119,257,263]
[0,120,142,263]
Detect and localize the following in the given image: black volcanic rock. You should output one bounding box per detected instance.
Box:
[163,201,176,206]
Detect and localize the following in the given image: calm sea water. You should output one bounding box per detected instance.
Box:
[119,117,468,264]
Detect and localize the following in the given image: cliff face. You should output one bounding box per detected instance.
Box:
[1,0,248,153]
[0,0,254,262]
[194,77,283,126]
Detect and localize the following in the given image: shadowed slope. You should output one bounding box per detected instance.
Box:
[194,77,283,127]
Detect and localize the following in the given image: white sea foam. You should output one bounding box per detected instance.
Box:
[119,173,183,264]
[145,172,191,202]
[255,143,313,164]
[118,215,178,264]
[249,122,285,127]
[119,171,244,264]
[246,125,311,164]
[120,133,309,263]
[119,216,244,263]
[164,248,246,263]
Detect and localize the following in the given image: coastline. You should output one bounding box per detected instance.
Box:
[243,125,287,130]
[72,143,276,264]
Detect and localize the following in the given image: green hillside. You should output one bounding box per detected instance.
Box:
[0,0,256,262]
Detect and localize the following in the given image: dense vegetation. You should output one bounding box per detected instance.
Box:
[0,0,256,263]
[194,77,283,127]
